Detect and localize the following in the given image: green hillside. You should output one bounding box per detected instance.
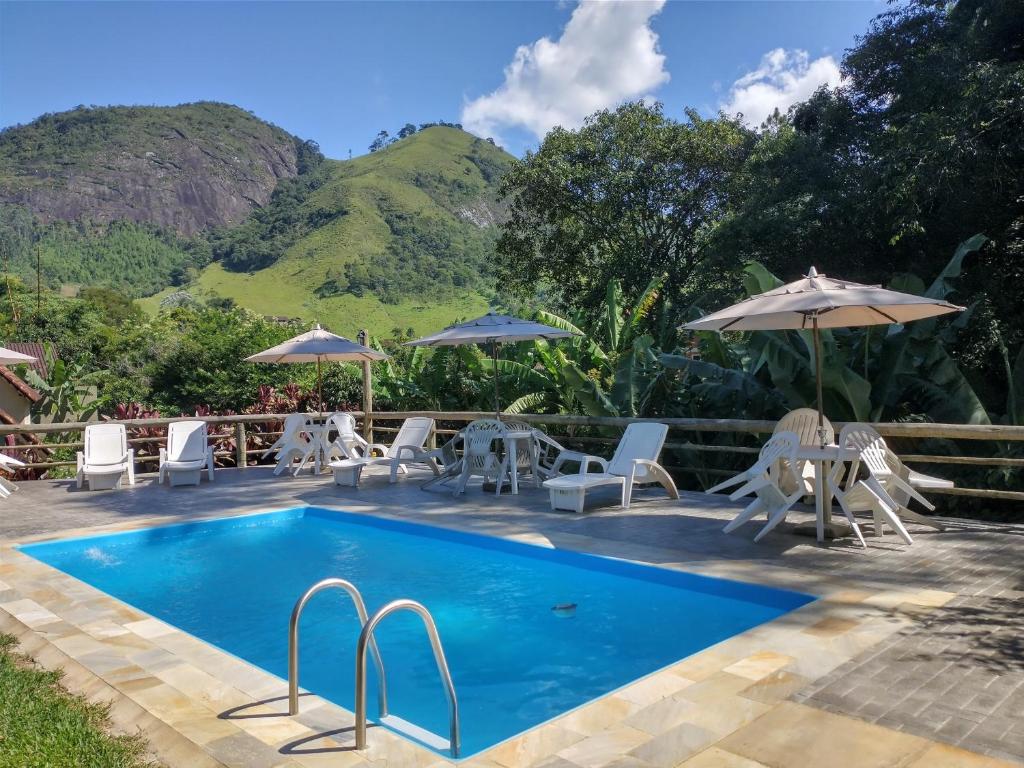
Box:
[142,126,513,335]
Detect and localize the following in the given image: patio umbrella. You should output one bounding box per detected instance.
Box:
[406,312,578,419]
[0,346,37,365]
[245,324,388,414]
[683,266,964,443]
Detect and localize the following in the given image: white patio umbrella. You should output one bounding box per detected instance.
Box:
[683,266,964,442]
[0,346,37,366]
[245,324,388,414]
[406,312,578,419]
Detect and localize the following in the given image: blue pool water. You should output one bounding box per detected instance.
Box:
[20,507,813,757]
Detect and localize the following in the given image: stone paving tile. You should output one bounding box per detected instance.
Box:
[2,467,1022,767]
[719,701,933,768]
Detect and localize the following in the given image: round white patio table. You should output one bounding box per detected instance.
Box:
[790,443,860,542]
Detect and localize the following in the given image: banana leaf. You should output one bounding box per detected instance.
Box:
[610,335,655,417]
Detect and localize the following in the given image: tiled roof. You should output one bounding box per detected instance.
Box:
[0,366,41,403]
[3,342,49,379]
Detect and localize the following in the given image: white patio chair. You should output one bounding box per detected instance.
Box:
[421,427,467,490]
[882,447,949,531]
[542,423,678,513]
[707,431,822,541]
[450,419,507,495]
[0,453,25,497]
[328,417,435,486]
[322,412,369,463]
[159,421,214,487]
[261,413,315,476]
[533,430,574,480]
[77,423,135,491]
[830,424,940,545]
[772,408,834,495]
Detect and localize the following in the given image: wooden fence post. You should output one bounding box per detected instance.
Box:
[235,422,247,468]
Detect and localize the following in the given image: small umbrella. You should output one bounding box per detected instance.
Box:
[246,324,388,414]
[406,312,578,419]
[0,346,37,366]
[683,267,964,442]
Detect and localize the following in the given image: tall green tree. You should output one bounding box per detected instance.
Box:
[496,103,753,315]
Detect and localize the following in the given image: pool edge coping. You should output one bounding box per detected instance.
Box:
[0,501,959,768]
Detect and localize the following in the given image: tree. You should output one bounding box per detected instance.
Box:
[495,102,753,316]
[397,123,417,139]
[368,130,391,153]
[709,0,1024,408]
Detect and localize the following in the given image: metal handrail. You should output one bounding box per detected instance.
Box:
[288,578,388,716]
[354,598,460,757]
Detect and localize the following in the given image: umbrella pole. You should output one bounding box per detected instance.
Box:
[317,357,323,416]
[492,342,501,420]
[813,316,825,447]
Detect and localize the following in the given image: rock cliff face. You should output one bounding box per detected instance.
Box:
[0,102,299,235]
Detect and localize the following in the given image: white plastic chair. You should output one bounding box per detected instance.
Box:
[542,423,678,513]
[830,424,939,545]
[452,419,507,495]
[708,431,822,542]
[159,421,214,487]
[0,453,25,498]
[421,427,467,490]
[322,412,369,463]
[329,417,435,485]
[77,423,135,491]
[261,413,315,476]
[772,408,834,495]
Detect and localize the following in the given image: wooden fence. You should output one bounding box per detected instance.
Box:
[1,411,1021,503]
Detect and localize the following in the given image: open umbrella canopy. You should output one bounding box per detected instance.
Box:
[246,324,387,413]
[0,346,38,366]
[684,267,963,332]
[683,267,966,443]
[245,324,388,364]
[406,312,578,418]
[406,312,577,347]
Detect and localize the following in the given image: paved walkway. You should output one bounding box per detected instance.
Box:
[0,467,1020,766]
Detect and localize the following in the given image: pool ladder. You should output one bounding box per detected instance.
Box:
[288,578,461,758]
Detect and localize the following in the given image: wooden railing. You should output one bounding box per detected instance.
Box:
[1,410,1021,503]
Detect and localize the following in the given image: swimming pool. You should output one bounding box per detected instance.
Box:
[20,507,814,758]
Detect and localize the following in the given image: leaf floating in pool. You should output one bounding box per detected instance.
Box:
[551,603,577,618]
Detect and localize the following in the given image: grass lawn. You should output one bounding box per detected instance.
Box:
[0,634,155,768]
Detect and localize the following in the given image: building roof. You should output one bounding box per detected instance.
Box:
[3,342,49,379]
[0,366,41,404]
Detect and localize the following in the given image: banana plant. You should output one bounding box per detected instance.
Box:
[491,276,672,418]
[25,359,102,425]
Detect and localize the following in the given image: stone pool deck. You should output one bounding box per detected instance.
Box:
[0,466,1020,768]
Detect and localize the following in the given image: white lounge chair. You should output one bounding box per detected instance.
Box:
[452,419,508,496]
[329,417,434,486]
[77,423,135,490]
[159,421,214,487]
[772,408,834,495]
[830,424,941,544]
[543,423,678,513]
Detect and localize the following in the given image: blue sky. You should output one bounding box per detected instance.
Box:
[0,1,885,158]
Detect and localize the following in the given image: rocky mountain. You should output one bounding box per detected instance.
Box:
[0,103,517,334]
[145,126,516,335]
[0,102,301,235]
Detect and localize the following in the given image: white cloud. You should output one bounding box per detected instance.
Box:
[720,48,842,127]
[461,1,669,142]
